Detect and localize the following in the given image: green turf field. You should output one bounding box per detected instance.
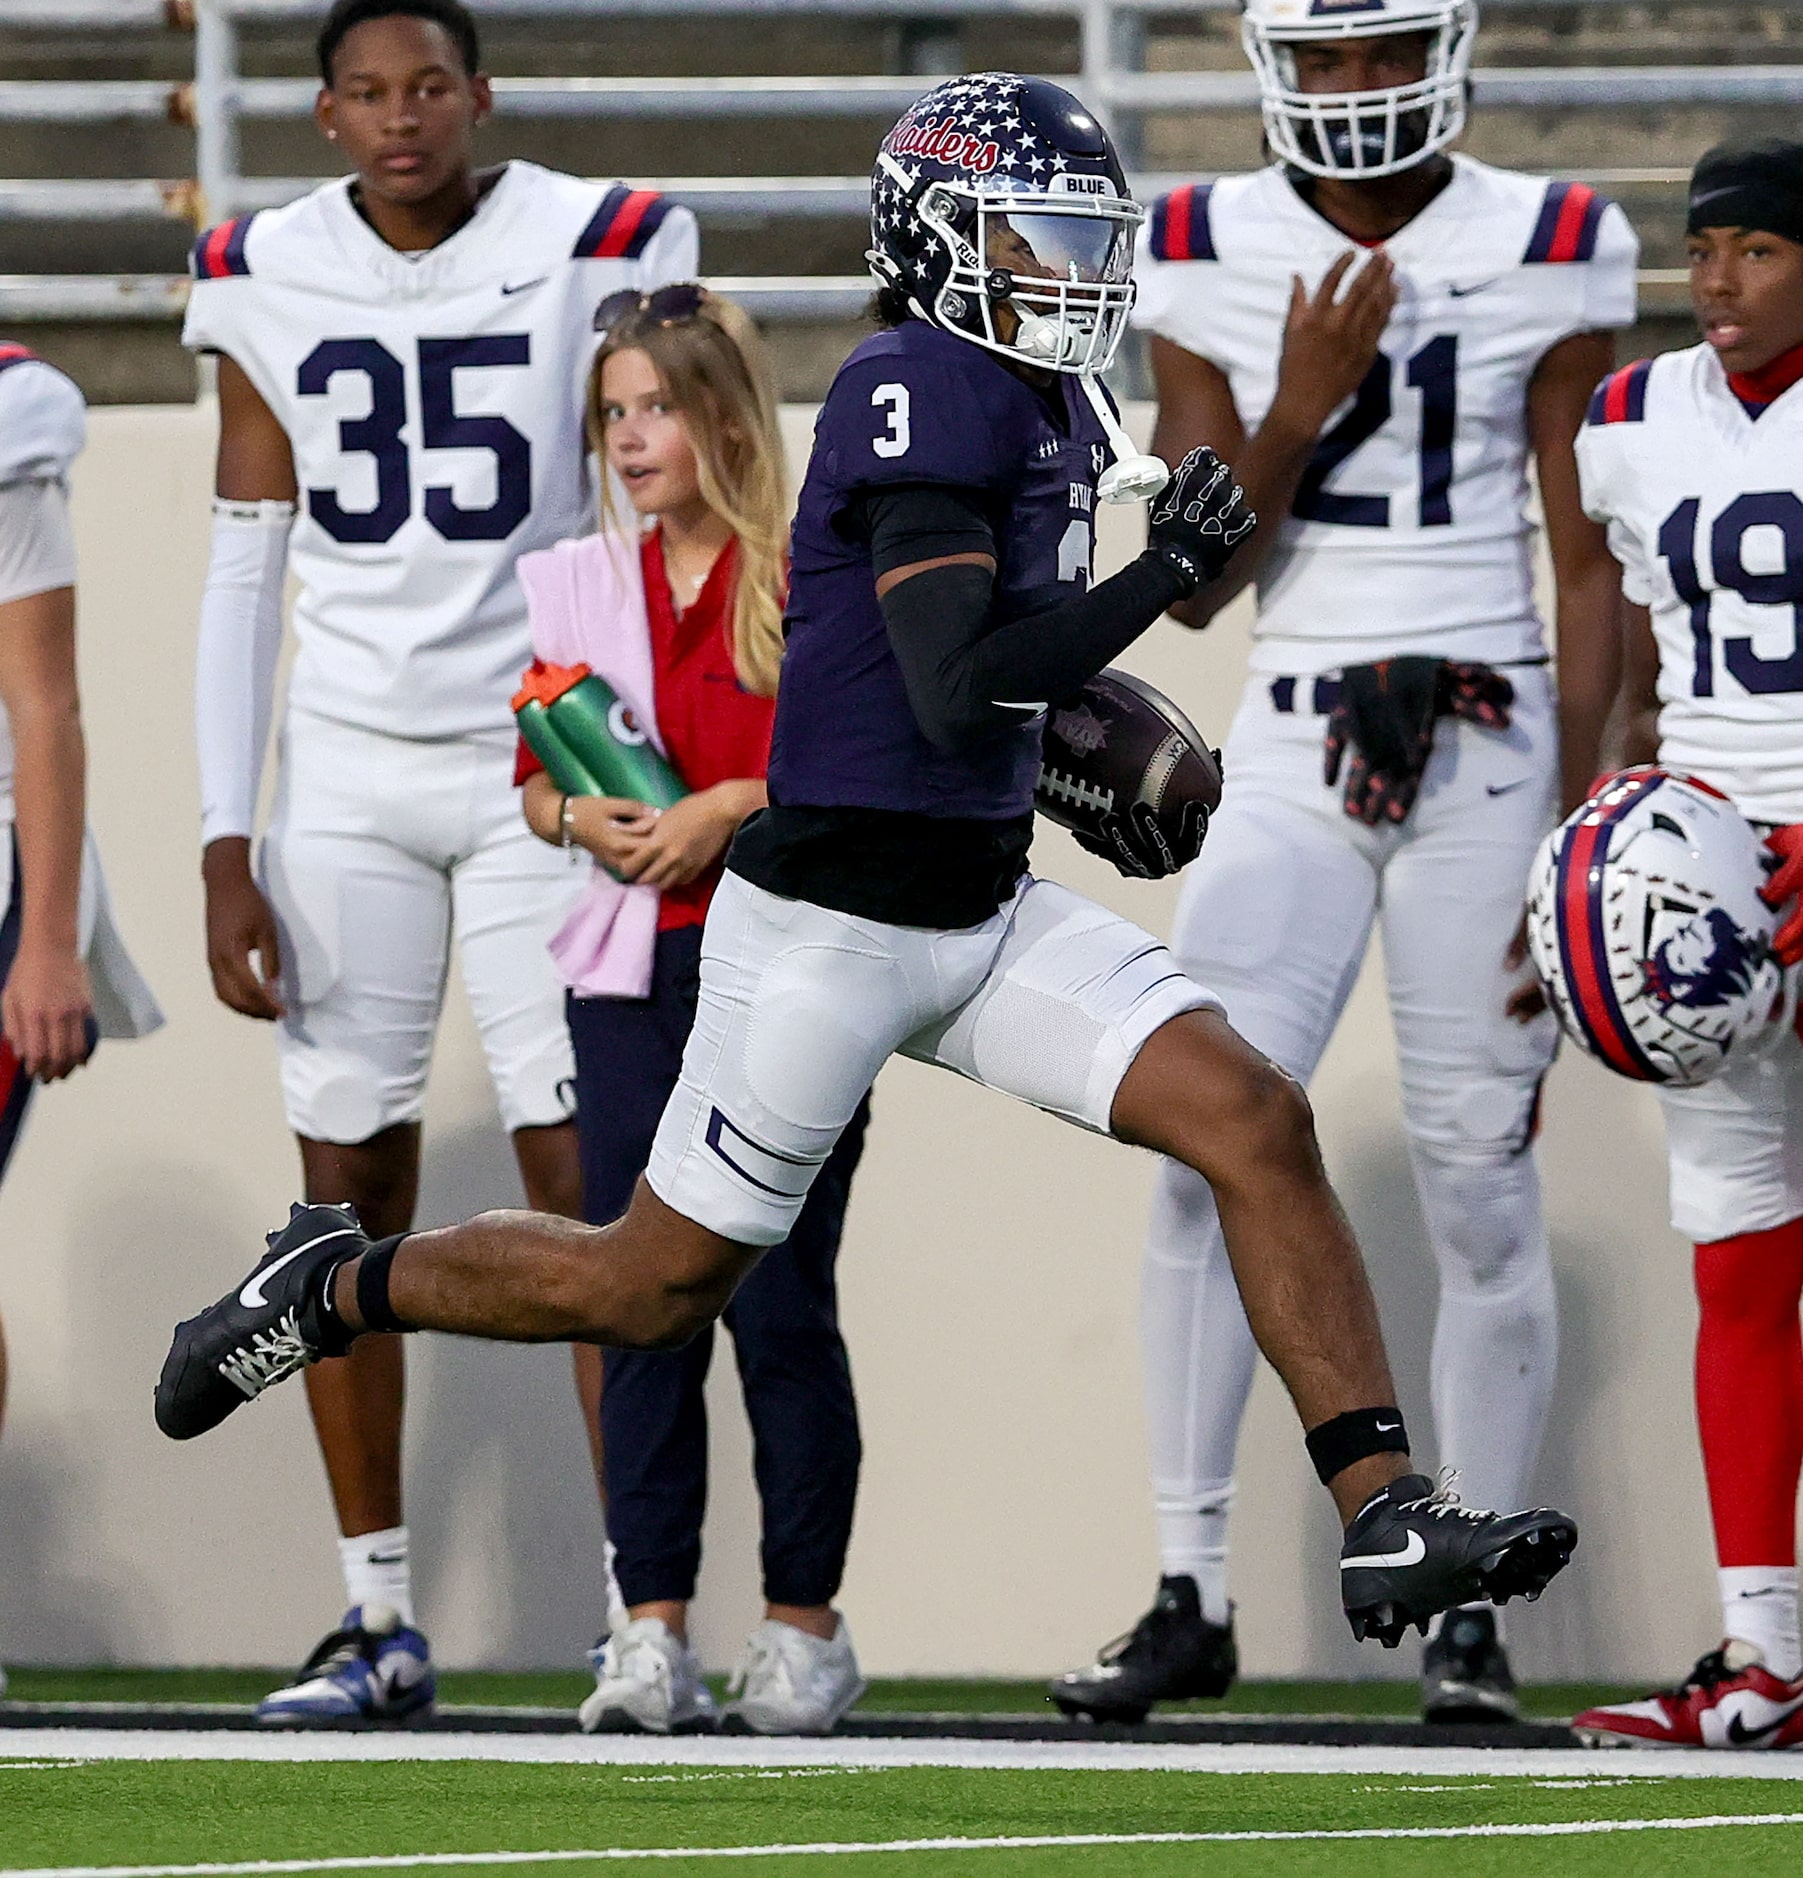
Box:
[0,1666,1642,1719]
[4,1759,1803,1876]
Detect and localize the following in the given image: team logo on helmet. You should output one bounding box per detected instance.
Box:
[1641,907,1764,1014]
[884,113,1002,176]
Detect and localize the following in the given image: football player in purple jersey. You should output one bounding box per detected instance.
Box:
[158,74,1578,1648]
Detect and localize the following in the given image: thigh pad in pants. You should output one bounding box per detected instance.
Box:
[901,877,1219,1130]
[647,873,999,1245]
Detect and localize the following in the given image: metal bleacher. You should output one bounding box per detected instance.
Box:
[0,0,1799,400]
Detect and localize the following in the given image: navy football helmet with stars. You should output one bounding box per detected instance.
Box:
[868,73,1142,376]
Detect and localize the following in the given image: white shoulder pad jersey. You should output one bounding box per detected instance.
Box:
[1133,157,1639,675]
[183,161,698,739]
[0,344,85,487]
[1578,346,1803,825]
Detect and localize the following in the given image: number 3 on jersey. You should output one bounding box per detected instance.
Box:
[871,382,911,459]
[298,334,533,545]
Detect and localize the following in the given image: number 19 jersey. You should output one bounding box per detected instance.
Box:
[1132,156,1638,676]
[182,160,697,739]
[1578,345,1803,825]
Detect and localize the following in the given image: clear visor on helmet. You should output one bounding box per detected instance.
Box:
[985,208,1135,287]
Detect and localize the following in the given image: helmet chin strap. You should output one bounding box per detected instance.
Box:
[1077,373,1169,505]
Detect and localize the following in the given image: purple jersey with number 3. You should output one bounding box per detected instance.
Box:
[770,320,1110,819]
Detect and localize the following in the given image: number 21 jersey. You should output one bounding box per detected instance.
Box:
[183,160,696,739]
[1578,345,1803,824]
[1133,156,1637,676]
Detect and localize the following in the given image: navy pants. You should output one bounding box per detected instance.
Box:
[568,923,868,1609]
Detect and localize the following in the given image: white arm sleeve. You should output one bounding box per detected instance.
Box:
[195,497,292,846]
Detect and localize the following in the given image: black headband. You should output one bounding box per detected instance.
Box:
[1689,138,1803,245]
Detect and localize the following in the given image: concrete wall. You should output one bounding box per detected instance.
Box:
[0,402,1707,1684]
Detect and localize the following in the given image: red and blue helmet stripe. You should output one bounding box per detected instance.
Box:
[0,342,37,377]
[1551,770,1668,1081]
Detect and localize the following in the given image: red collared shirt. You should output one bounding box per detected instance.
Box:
[517,526,775,929]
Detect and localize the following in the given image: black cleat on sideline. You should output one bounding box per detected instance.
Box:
[155,1202,367,1441]
[1421,1605,1521,1723]
[1341,1472,1576,1649]
[1048,1576,1237,1723]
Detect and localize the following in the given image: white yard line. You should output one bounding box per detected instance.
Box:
[9,1813,1803,1877]
[4,1730,1803,1780]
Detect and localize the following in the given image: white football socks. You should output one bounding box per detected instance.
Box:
[1721,1567,1802,1681]
[339,1526,414,1627]
[1155,1487,1234,1626]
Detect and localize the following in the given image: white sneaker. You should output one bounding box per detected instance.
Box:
[723,1617,866,1735]
[578,1618,717,1735]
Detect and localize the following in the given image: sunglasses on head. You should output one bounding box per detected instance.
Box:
[593,282,709,338]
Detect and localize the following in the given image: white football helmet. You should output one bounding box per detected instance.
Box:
[1526,769,1787,1088]
[1240,0,1477,181]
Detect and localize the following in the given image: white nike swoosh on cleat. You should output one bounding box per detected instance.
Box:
[1341,1531,1427,1571]
[238,1228,360,1309]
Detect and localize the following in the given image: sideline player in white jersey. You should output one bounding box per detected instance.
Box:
[182,0,695,1722]
[1573,140,1803,1751]
[1053,0,1637,1723]
[0,345,164,1693]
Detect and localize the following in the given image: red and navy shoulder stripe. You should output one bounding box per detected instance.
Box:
[572,185,674,261]
[1522,180,1609,265]
[1586,358,1652,426]
[1148,182,1216,262]
[190,215,256,281]
[0,342,38,377]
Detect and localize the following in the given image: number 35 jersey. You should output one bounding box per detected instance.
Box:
[1133,157,1638,676]
[1578,345,1803,825]
[182,161,696,738]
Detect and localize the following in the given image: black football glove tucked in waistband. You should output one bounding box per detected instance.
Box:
[1323,657,1515,827]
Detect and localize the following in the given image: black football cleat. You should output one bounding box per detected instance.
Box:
[1341,1472,1576,1648]
[1421,1605,1521,1723]
[155,1203,366,1441]
[1048,1576,1237,1723]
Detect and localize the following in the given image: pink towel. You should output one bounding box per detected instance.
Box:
[517,531,665,999]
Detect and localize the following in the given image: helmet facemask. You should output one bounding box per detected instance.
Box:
[873,153,1143,376]
[1241,1,1476,182]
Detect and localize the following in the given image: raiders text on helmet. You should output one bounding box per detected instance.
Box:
[867,73,1142,376]
[1526,769,1787,1088]
[1241,0,1477,181]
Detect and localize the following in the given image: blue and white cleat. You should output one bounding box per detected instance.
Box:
[256,1604,435,1726]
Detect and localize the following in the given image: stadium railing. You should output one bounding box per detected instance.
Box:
[0,0,1795,328]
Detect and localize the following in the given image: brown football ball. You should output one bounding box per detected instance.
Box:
[1035,669,1223,856]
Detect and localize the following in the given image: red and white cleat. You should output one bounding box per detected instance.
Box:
[1573,1644,1803,1749]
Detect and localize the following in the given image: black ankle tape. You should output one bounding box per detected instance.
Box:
[1305,1406,1410,1485]
[355,1233,413,1334]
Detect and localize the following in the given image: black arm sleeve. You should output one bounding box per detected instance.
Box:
[859,484,1190,757]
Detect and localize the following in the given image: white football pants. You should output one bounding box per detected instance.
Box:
[1143,666,1562,1596]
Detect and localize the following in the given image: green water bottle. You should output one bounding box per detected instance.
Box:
[512,661,688,808]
